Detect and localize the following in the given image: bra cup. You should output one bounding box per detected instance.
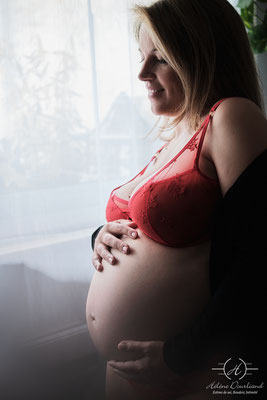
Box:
[130,170,221,247]
[106,195,131,222]
[106,98,229,246]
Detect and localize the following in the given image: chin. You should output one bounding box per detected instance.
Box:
[150,103,179,117]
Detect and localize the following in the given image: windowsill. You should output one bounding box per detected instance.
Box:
[0,227,98,256]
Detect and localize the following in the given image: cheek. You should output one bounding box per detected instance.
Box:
[165,73,182,99]
[167,84,183,105]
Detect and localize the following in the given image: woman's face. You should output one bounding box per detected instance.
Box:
[138,24,183,116]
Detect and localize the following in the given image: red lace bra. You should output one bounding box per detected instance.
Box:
[106,99,226,247]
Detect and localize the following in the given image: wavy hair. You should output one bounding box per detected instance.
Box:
[132,0,264,139]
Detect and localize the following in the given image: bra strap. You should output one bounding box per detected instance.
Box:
[195,97,231,166]
[209,97,230,117]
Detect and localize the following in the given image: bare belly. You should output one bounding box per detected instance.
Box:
[86,228,211,361]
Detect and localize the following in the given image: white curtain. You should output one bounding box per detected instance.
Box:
[0,0,158,364]
[2,0,263,390]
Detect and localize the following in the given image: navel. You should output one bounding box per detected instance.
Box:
[89,311,96,321]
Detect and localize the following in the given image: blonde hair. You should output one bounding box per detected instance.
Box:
[132,0,264,140]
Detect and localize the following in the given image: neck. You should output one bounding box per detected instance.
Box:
[173,113,208,139]
[173,118,193,139]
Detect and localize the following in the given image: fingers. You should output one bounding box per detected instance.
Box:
[92,254,103,272]
[118,340,148,353]
[108,359,150,384]
[108,340,181,386]
[110,366,146,383]
[102,232,131,254]
[92,220,139,272]
[117,219,138,229]
[94,239,127,267]
[108,360,142,373]
[96,243,115,265]
[107,341,149,374]
[107,221,138,240]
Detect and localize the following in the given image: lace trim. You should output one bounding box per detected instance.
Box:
[187,136,198,151]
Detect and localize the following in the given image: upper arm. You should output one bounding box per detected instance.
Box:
[209,97,267,197]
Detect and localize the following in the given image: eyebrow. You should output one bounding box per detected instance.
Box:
[138,48,158,53]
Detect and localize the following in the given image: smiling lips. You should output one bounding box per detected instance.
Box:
[149,88,164,93]
[148,88,165,97]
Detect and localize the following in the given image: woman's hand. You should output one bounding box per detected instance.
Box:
[107,340,180,387]
[92,220,138,271]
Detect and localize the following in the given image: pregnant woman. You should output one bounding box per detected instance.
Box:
[86,0,267,399]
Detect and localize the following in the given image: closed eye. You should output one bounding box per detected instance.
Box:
[139,57,167,65]
[157,58,167,65]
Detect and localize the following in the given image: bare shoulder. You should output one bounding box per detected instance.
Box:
[208,97,267,196]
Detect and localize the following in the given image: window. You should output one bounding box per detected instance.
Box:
[0,0,157,345]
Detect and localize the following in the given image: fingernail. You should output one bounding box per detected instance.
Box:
[131,231,137,238]
[122,246,128,253]
[109,257,114,264]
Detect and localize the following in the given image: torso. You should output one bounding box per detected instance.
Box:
[86,116,222,400]
[86,118,219,357]
[86,96,267,399]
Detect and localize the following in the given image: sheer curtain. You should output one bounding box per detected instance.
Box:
[1,0,265,394]
[0,0,158,371]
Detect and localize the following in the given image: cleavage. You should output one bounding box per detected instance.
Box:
[115,133,193,201]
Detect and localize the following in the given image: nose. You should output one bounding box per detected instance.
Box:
[138,61,155,82]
